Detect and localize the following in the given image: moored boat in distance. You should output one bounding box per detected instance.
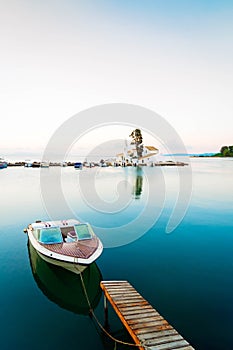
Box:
[25,219,103,274]
[74,162,83,169]
[60,161,68,167]
[24,159,33,167]
[40,161,50,168]
[24,160,41,167]
[32,161,41,168]
[0,158,8,169]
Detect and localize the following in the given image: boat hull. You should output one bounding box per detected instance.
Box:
[37,250,87,274]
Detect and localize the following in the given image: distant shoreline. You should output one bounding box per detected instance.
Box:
[2,155,233,169]
[2,160,189,168]
[190,155,233,158]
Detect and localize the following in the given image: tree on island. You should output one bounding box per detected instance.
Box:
[216,145,233,157]
[129,129,144,159]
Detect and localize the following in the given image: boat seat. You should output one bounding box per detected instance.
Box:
[65,229,77,242]
[67,230,76,239]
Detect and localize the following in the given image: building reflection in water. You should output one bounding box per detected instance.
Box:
[133,167,143,199]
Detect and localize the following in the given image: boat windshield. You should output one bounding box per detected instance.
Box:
[74,224,92,240]
[39,227,63,244]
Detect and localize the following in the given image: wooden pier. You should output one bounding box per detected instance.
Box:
[100,280,195,350]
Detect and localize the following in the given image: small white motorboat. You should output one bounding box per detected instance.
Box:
[24,159,33,167]
[25,219,103,274]
[0,158,8,169]
[40,161,50,168]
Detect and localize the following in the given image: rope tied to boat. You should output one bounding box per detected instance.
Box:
[74,261,150,349]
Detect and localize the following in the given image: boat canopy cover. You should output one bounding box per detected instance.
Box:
[74,224,92,240]
[39,227,63,244]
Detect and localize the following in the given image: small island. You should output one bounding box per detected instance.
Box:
[212,145,233,157]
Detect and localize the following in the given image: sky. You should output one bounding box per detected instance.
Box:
[1,0,233,159]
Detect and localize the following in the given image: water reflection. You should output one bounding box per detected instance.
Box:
[28,241,102,315]
[133,167,143,199]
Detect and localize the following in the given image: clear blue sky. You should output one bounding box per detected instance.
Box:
[0,0,232,157]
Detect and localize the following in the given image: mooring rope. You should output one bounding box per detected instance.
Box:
[74,262,149,349]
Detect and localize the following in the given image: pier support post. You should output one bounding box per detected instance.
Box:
[104,295,109,329]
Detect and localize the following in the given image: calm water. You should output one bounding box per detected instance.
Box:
[0,158,232,349]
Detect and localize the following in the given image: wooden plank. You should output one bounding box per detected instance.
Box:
[110,292,141,298]
[101,280,128,285]
[124,310,160,319]
[113,300,148,307]
[118,304,153,311]
[111,299,145,305]
[100,281,195,350]
[109,292,138,298]
[172,347,194,350]
[138,333,183,343]
[118,305,154,314]
[104,289,136,295]
[110,294,143,299]
[105,288,132,292]
[103,285,136,290]
[149,339,189,350]
[127,318,169,326]
[134,329,178,337]
[103,285,135,292]
[131,321,173,331]
[118,310,157,318]
[128,313,164,323]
